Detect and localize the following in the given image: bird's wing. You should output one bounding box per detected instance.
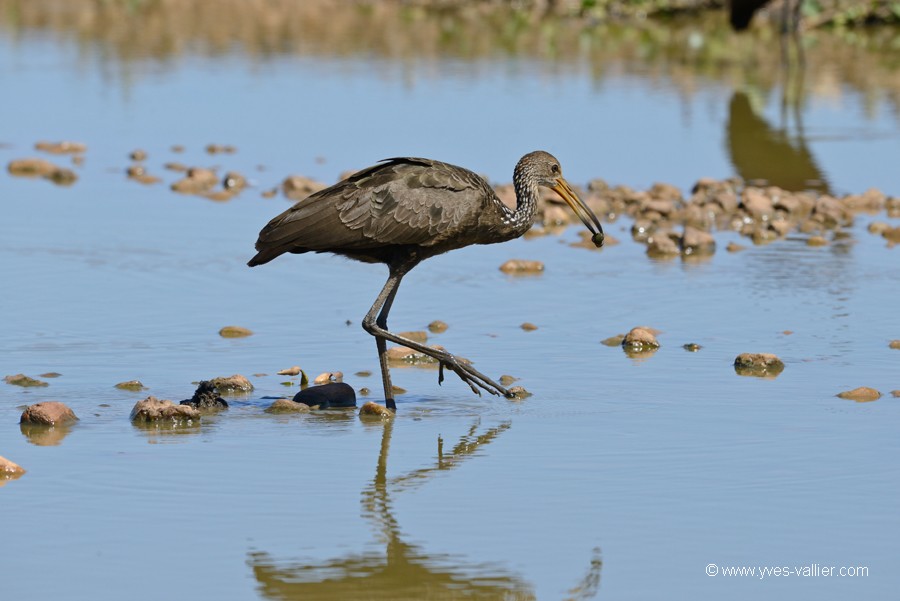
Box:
[254,158,497,257]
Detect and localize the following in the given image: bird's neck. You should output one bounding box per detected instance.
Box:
[500,169,539,233]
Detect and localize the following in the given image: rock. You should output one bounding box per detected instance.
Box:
[313,371,343,385]
[0,455,26,480]
[398,331,428,344]
[223,171,247,191]
[359,401,393,417]
[35,140,86,154]
[293,382,356,408]
[261,188,278,198]
[601,334,625,346]
[115,380,146,391]
[131,396,200,423]
[8,158,57,177]
[842,188,885,212]
[265,398,311,413]
[541,204,570,226]
[499,375,518,385]
[20,401,79,426]
[355,370,372,377]
[283,175,326,200]
[210,374,253,393]
[4,373,49,387]
[428,320,449,333]
[39,372,62,378]
[386,346,441,364]
[836,387,881,402]
[507,386,532,399]
[171,145,185,153]
[622,327,660,350]
[164,161,188,172]
[219,325,253,338]
[891,390,900,398]
[171,167,218,194]
[889,340,900,350]
[807,235,829,247]
[520,322,538,331]
[683,343,702,352]
[277,366,302,376]
[681,226,716,256]
[44,168,77,186]
[741,188,774,221]
[883,227,900,244]
[129,149,147,161]
[7,158,76,185]
[359,387,370,396]
[646,233,679,257]
[733,353,785,377]
[180,381,228,409]
[499,259,544,274]
[204,190,234,202]
[205,143,236,154]
[811,195,847,227]
[726,241,746,252]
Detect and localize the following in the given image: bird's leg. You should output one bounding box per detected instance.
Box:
[363,266,511,402]
[364,267,406,411]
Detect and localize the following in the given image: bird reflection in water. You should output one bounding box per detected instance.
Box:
[726,90,830,194]
[249,419,602,600]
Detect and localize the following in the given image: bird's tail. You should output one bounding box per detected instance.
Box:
[247,250,279,267]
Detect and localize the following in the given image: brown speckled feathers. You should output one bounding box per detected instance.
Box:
[248,157,503,266]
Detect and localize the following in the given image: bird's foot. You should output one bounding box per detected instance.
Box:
[437,354,509,398]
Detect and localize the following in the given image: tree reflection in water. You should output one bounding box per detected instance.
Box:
[249,419,602,600]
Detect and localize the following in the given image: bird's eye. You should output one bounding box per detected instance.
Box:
[550,164,559,174]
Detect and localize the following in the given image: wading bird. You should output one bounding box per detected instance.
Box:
[248,151,604,411]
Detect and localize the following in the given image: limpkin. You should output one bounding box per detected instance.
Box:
[248,151,604,411]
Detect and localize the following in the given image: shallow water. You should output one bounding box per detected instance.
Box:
[2,4,899,600]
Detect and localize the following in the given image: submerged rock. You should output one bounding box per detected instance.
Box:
[293,382,356,409]
[4,373,49,387]
[35,140,86,154]
[398,330,428,344]
[171,167,218,194]
[115,380,146,391]
[131,396,200,423]
[499,259,544,274]
[359,401,393,418]
[180,381,228,410]
[601,334,625,346]
[0,455,26,480]
[507,386,532,399]
[428,320,449,333]
[219,325,253,338]
[733,353,785,378]
[520,322,538,331]
[210,374,253,393]
[223,171,247,191]
[836,387,881,402]
[622,327,660,350]
[683,343,702,352]
[283,175,326,200]
[265,398,311,413]
[20,401,78,426]
[889,340,900,350]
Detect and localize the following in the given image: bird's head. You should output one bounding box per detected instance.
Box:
[517,151,605,247]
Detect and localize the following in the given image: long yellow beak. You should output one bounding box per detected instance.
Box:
[551,178,605,247]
